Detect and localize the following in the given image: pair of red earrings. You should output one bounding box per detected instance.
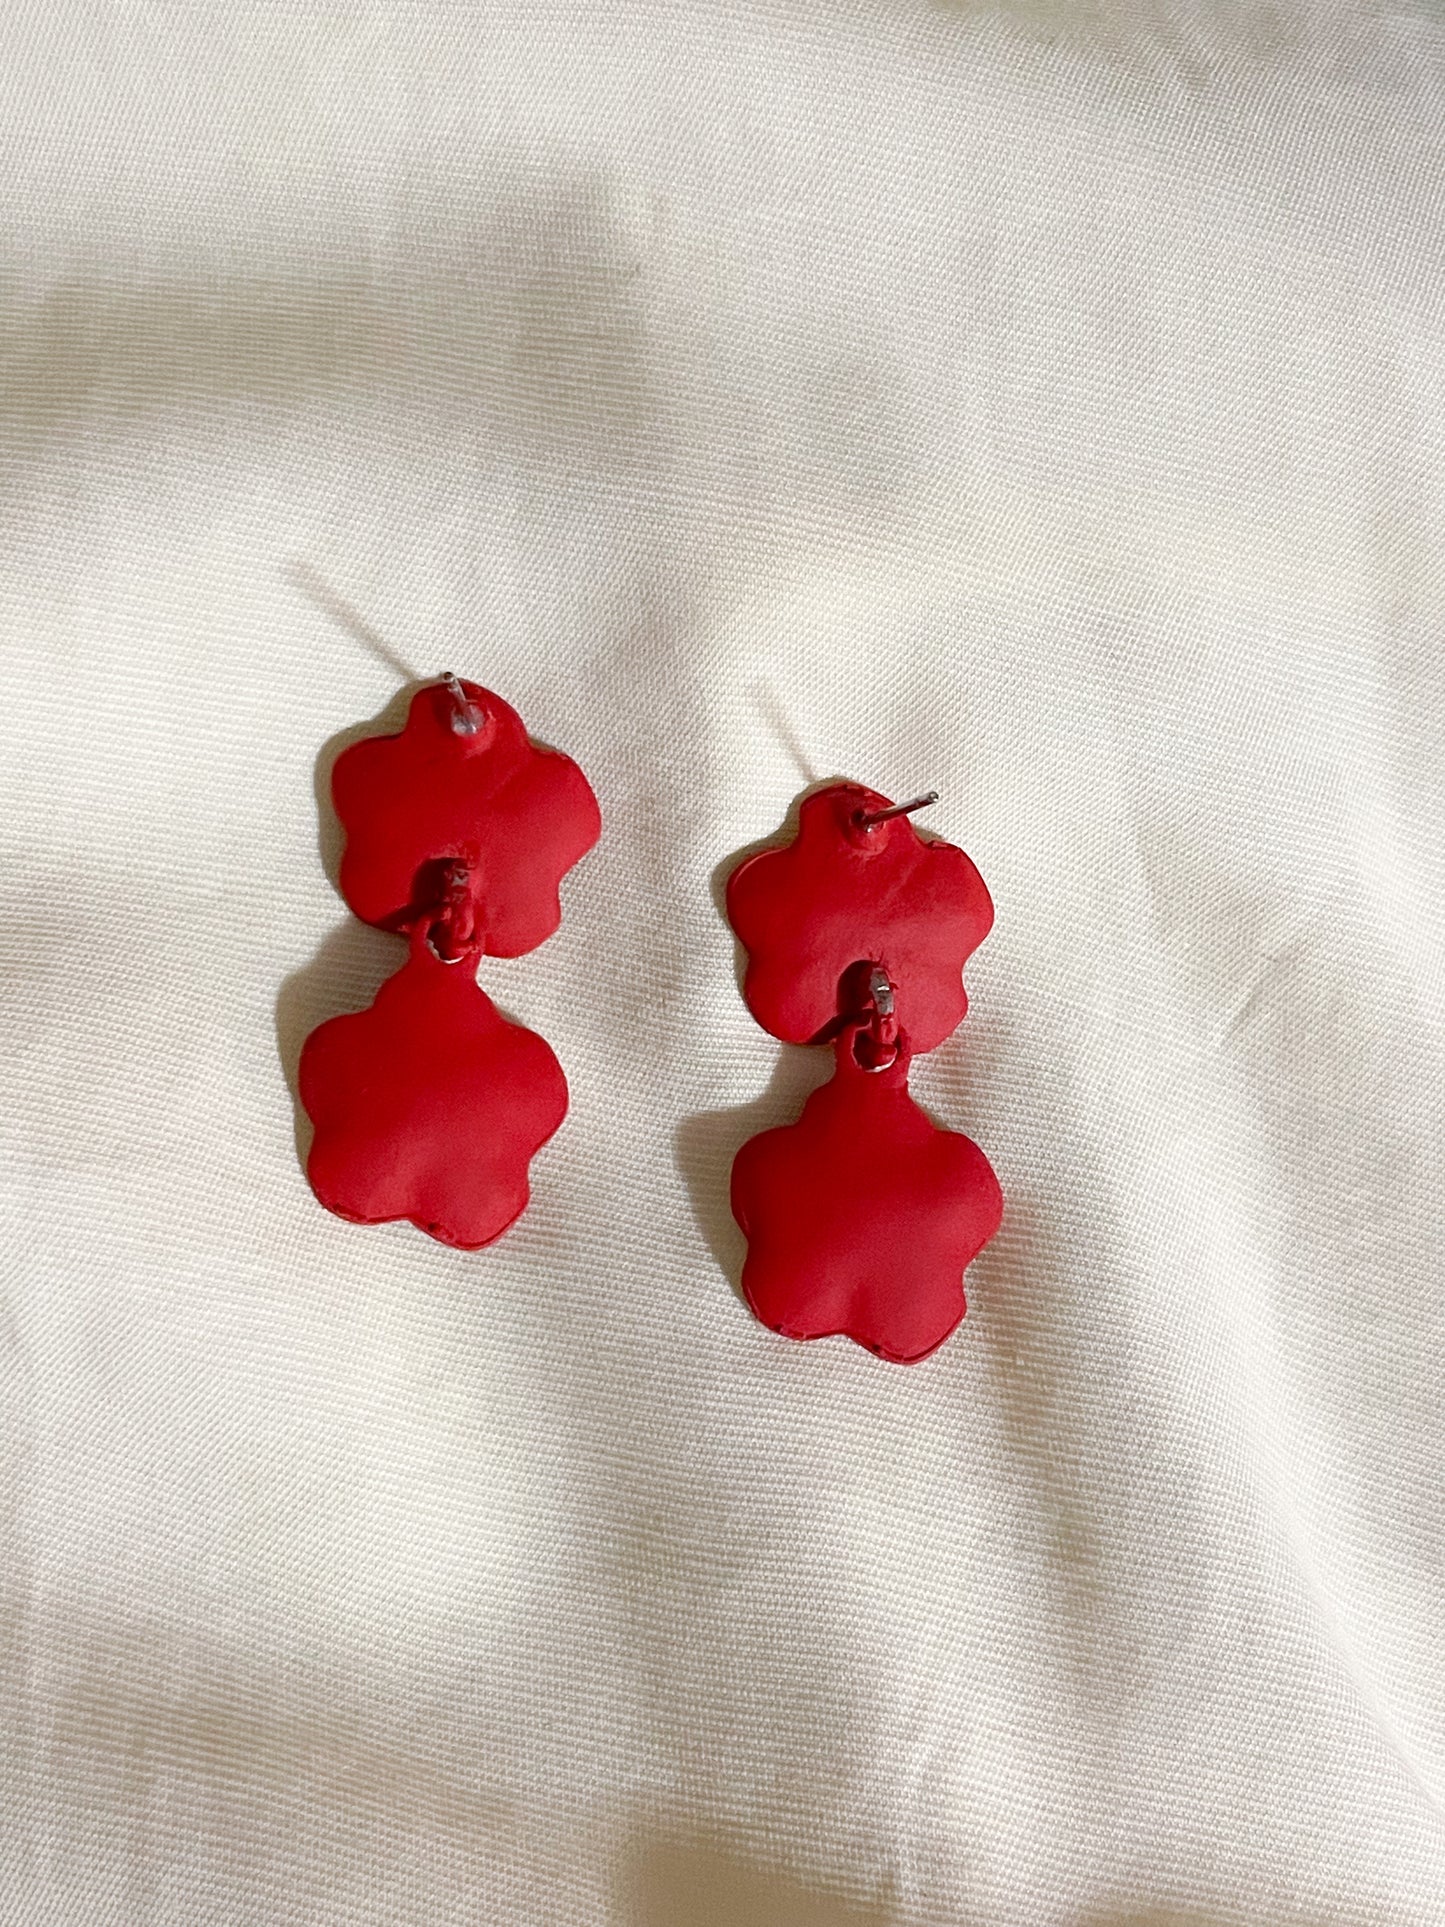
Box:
[298,676,1002,1364]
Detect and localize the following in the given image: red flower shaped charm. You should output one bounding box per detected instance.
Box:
[333,681,601,957]
[731,1026,1003,1364]
[726,784,993,1054]
[299,934,568,1249]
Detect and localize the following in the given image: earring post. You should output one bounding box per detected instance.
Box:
[857,790,938,830]
[440,671,484,736]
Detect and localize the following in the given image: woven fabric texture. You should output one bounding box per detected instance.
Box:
[3,3,1445,1922]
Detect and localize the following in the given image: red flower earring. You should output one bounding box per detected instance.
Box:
[299,675,600,1248]
[726,784,1002,1364]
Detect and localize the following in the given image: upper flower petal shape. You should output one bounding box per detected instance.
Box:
[332,681,600,957]
[725,784,993,1053]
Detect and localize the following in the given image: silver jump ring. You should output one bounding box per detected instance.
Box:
[425,927,469,964]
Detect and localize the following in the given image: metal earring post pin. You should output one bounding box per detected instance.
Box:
[440,671,484,736]
[857,790,938,830]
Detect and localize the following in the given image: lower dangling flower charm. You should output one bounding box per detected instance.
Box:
[300,922,568,1250]
[731,999,1002,1365]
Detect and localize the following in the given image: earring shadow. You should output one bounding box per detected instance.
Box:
[307,680,420,889]
[680,779,866,1300]
[705,775,855,997]
[672,1042,832,1306]
[274,921,403,1168]
[271,663,422,1173]
[285,558,423,687]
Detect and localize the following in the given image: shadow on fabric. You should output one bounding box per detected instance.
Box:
[622,1837,893,1927]
[1086,1914,1321,1927]
[671,777,863,1309]
[271,671,417,1170]
[673,1041,832,1307]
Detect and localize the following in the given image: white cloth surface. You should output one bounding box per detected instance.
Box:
[2,2,1445,1922]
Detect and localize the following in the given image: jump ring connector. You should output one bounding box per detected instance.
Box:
[867,966,895,1019]
[855,963,901,1072]
[425,858,477,963]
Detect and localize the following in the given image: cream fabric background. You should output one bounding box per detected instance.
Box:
[3,2,1445,1922]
